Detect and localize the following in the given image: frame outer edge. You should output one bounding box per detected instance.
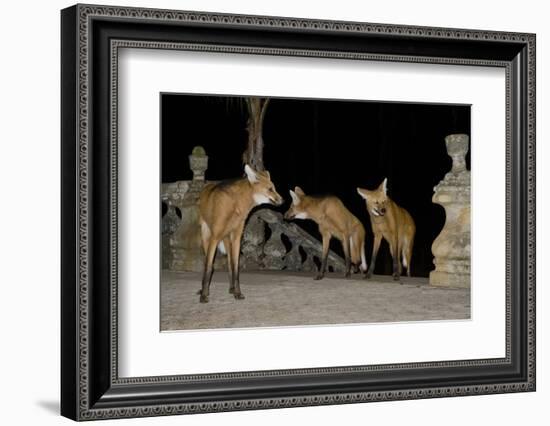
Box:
[77,2,91,420]
[61,4,80,421]
[66,4,536,420]
[527,33,536,390]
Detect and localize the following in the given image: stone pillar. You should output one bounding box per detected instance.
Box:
[429,134,471,288]
[166,146,209,272]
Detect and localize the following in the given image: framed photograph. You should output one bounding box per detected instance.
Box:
[61,4,535,421]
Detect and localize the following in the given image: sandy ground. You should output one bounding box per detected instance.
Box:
[160,270,470,331]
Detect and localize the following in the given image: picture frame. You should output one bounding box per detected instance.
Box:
[61,3,535,421]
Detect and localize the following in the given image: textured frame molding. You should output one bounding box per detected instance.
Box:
[61,3,535,421]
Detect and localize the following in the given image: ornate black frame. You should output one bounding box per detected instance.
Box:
[61,4,536,421]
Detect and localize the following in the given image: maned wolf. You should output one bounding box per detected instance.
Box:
[284,187,367,280]
[357,178,415,281]
[198,164,283,303]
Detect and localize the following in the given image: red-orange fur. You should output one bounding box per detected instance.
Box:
[357,178,415,280]
[198,165,283,302]
[284,187,366,280]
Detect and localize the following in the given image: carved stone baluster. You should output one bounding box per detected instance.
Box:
[162,199,181,236]
[263,224,286,270]
[283,245,302,271]
[161,198,182,269]
[302,252,318,272]
[241,212,266,270]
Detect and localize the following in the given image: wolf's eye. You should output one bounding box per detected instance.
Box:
[269,187,274,192]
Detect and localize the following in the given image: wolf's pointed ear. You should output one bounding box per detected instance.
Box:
[289,190,300,205]
[381,178,388,195]
[357,187,369,200]
[294,186,305,196]
[244,164,258,183]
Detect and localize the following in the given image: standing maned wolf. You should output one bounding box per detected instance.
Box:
[284,187,367,280]
[198,164,283,303]
[357,178,415,281]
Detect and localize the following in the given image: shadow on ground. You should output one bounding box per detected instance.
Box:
[35,400,59,416]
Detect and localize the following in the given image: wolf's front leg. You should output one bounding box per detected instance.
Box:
[365,234,381,279]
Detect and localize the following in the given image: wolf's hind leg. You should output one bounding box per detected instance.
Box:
[315,233,331,280]
[342,236,352,278]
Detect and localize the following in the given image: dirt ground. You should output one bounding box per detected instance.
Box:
[160,270,470,331]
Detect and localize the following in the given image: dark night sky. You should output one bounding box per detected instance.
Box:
[161,94,470,278]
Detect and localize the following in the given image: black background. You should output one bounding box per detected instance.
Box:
[162,94,470,277]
